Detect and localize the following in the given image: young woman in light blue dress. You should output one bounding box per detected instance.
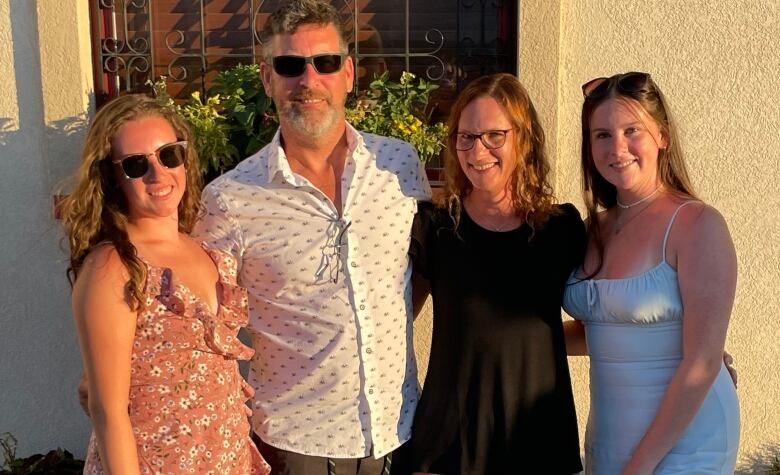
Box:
[563,72,739,474]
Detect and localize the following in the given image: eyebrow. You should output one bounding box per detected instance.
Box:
[457,128,511,134]
[591,121,644,132]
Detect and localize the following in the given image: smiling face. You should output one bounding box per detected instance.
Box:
[260,23,354,140]
[112,115,186,223]
[456,96,518,198]
[589,97,668,198]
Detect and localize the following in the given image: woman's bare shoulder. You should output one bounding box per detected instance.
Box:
[75,244,129,292]
[674,200,728,235]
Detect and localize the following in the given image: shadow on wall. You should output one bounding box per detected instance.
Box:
[0,108,90,291]
[47,112,92,195]
[0,109,92,459]
[0,110,90,199]
[736,442,780,474]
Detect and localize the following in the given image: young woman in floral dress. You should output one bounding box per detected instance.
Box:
[60,94,270,475]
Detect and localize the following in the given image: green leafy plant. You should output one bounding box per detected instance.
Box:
[208,64,277,159]
[0,432,83,475]
[148,67,445,178]
[179,91,240,175]
[347,71,447,163]
[148,77,239,176]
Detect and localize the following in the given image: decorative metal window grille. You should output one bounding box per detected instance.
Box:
[90,0,518,117]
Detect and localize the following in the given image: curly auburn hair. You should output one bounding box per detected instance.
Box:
[59,94,202,310]
[443,73,559,233]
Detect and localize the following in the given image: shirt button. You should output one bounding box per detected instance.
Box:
[366,348,373,354]
[350,262,357,268]
[368,388,374,395]
[359,304,365,310]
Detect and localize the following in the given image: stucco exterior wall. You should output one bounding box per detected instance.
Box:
[2,0,777,468]
[517,0,780,471]
[0,0,92,458]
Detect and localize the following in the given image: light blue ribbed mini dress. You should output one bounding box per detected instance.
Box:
[563,202,739,474]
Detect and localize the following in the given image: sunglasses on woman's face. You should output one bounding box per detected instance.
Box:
[581,71,652,98]
[112,140,187,179]
[271,54,346,77]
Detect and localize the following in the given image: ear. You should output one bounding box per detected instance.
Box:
[260,61,274,94]
[344,55,355,94]
[659,128,669,149]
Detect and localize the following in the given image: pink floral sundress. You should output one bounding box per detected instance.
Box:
[83,244,270,475]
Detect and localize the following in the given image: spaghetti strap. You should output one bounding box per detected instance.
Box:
[662,201,699,261]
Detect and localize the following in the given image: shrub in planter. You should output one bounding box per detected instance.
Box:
[0,432,83,475]
[208,63,278,160]
[346,71,447,164]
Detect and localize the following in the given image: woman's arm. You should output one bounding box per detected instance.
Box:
[563,319,588,356]
[72,246,141,475]
[621,205,737,475]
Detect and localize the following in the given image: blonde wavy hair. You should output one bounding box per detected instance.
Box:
[59,94,202,310]
[444,73,559,233]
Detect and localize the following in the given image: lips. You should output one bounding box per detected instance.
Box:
[148,186,173,197]
[470,162,498,171]
[291,90,331,105]
[610,159,637,169]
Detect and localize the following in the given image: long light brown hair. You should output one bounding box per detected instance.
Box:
[580,72,697,276]
[444,73,558,233]
[59,94,202,309]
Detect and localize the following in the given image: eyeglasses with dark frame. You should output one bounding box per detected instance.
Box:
[581,71,652,99]
[271,54,347,78]
[111,140,187,179]
[454,129,513,151]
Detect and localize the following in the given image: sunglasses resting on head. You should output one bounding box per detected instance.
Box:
[112,140,187,179]
[581,71,654,98]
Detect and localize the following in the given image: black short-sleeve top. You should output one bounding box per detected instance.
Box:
[409,202,586,474]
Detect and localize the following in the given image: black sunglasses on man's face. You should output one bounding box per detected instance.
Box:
[271,54,346,78]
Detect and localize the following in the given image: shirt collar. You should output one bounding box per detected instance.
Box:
[267,122,368,185]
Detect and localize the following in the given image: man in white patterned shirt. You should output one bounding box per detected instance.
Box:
[192,1,431,473]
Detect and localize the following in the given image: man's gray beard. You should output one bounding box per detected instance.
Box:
[281,104,340,138]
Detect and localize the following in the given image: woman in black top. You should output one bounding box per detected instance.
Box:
[409,73,585,474]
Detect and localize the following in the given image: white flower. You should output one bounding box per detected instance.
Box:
[150,366,162,377]
[400,71,416,84]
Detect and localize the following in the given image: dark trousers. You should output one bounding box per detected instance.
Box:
[253,433,411,475]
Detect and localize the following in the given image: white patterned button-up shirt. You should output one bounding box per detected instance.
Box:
[192,124,431,458]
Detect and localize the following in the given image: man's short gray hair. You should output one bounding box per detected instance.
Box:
[260,0,348,57]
